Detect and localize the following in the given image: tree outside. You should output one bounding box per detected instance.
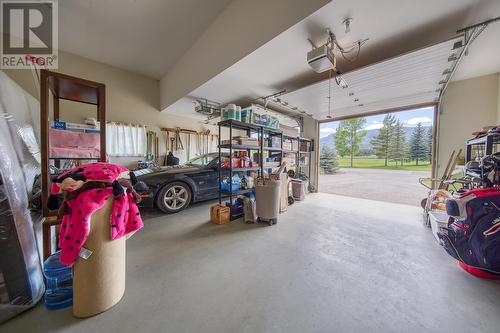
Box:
[319,107,434,171]
[425,126,433,162]
[371,114,396,166]
[409,122,428,165]
[320,145,339,174]
[335,118,367,168]
[389,120,408,166]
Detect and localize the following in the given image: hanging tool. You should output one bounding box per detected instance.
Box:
[187,134,191,160]
[170,137,175,152]
[174,127,184,151]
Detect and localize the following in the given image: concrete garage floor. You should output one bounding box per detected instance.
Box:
[320,168,430,206]
[2,193,500,333]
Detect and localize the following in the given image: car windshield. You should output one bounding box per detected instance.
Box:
[185,154,218,166]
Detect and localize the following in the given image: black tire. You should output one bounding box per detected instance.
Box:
[420,198,427,209]
[156,182,192,214]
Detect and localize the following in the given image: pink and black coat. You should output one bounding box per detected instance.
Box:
[48,162,144,265]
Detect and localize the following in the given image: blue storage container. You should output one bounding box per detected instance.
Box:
[220,175,241,192]
[43,251,73,310]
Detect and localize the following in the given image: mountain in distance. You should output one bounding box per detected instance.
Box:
[320,125,431,150]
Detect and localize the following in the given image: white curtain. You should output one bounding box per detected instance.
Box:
[106,123,146,157]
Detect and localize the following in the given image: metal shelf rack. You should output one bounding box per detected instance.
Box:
[217,119,283,220]
[282,135,313,180]
[466,132,500,162]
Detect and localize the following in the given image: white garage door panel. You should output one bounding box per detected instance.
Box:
[329,92,438,118]
[281,38,461,120]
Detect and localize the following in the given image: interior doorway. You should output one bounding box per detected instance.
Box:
[318,105,437,206]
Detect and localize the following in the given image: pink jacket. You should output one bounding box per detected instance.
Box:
[52,163,143,265]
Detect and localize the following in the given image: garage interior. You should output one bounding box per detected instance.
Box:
[1,0,500,332]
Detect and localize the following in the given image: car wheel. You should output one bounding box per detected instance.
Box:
[156,182,192,213]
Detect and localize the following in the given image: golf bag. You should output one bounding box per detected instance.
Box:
[439,188,500,277]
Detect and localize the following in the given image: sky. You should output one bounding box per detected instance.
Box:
[319,106,435,138]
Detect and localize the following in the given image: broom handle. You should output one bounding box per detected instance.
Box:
[439,150,455,189]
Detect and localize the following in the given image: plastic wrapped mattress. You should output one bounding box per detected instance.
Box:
[0,74,44,323]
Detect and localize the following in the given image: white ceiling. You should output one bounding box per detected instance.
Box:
[55,0,499,121]
[279,38,459,120]
[58,0,233,79]
[164,0,499,120]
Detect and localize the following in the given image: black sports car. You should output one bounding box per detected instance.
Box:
[135,153,226,213]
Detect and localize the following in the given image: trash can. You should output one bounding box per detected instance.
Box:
[290,179,306,201]
[255,178,281,225]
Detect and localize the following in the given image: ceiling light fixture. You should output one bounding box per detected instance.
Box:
[255,90,305,120]
[335,74,349,89]
[343,17,353,34]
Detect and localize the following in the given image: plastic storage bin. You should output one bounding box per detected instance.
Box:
[222,104,241,121]
[43,251,73,310]
[241,107,253,123]
[255,178,281,225]
[428,210,449,244]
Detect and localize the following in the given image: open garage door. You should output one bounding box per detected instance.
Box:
[278,37,462,120]
[277,38,462,205]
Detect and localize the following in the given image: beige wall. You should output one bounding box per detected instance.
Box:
[437,73,499,177]
[3,51,218,167]
[301,116,319,192]
[498,73,500,122]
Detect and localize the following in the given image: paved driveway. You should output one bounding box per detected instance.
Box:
[319,168,430,206]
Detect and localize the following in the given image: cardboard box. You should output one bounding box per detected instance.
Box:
[300,141,310,152]
[220,157,242,168]
[283,141,292,151]
[269,136,281,148]
[238,138,259,146]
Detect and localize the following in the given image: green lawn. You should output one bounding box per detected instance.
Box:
[338,157,432,171]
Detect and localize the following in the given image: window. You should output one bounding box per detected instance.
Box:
[106,123,147,157]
